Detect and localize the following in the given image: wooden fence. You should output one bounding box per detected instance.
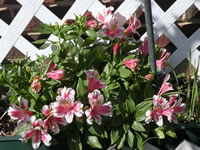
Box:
[0,0,200,73]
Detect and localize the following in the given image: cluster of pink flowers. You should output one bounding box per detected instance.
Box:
[8,69,112,149]
[95,6,141,39]
[145,74,186,126]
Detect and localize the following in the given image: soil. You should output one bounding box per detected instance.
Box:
[0,97,16,136]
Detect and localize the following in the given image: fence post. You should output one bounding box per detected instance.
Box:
[144,0,157,75]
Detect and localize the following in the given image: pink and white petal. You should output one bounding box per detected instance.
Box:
[54,117,67,126]
[86,116,93,125]
[21,99,29,109]
[42,105,51,116]
[96,102,112,116]
[73,101,83,117]
[52,103,66,117]
[93,114,102,125]
[154,115,163,127]
[65,112,74,124]
[8,107,25,120]
[145,110,152,124]
[32,130,41,150]
[41,132,52,146]
[23,129,34,140]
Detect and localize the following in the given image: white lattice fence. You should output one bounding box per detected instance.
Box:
[0,0,200,73]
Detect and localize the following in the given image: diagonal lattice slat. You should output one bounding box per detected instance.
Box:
[0,0,199,73]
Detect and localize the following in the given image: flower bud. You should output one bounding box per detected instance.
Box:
[144,74,154,81]
[113,43,120,56]
[46,69,64,81]
[86,20,98,29]
[84,11,92,18]
[31,76,42,92]
[65,19,75,25]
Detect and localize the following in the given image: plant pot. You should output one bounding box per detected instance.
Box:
[0,136,64,150]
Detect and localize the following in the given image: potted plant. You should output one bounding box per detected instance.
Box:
[0,6,186,150]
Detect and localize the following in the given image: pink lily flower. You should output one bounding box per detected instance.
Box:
[157,74,174,96]
[31,76,42,93]
[139,38,148,56]
[8,97,32,128]
[167,96,186,123]
[113,43,120,56]
[97,6,114,25]
[52,87,83,124]
[123,59,139,71]
[156,48,170,71]
[46,69,64,81]
[85,90,112,125]
[124,15,141,36]
[103,22,124,39]
[42,105,67,134]
[146,94,186,126]
[145,95,170,126]
[85,69,107,93]
[21,116,52,150]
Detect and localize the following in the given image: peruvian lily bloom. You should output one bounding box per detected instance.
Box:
[124,15,141,36]
[145,95,170,126]
[157,74,174,96]
[52,87,83,124]
[85,69,107,93]
[145,94,185,126]
[21,116,52,150]
[139,38,148,56]
[156,48,170,71]
[102,16,124,39]
[85,90,112,125]
[31,76,42,93]
[46,69,64,81]
[123,58,139,71]
[167,96,186,123]
[42,105,67,134]
[97,6,114,25]
[8,97,32,128]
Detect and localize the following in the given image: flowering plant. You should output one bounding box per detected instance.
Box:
[0,6,185,150]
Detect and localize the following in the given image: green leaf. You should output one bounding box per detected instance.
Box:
[144,82,154,98]
[88,123,105,138]
[111,128,120,144]
[76,78,87,97]
[32,39,48,44]
[86,30,98,38]
[136,132,144,150]
[127,130,134,148]
[117,133,126,149]
[118,66,132,78]
[40,43,51,49]
[87,136,102,149]
[53,55,60,64]
[126,96,135,113]
[132,121,146,132]
[123,123,130,133]
[82,37,96,46]
[135,101,152,122]
[154,127,165,139]
[166,129,177,138]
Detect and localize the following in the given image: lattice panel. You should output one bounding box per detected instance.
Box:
[0,0,200,73]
